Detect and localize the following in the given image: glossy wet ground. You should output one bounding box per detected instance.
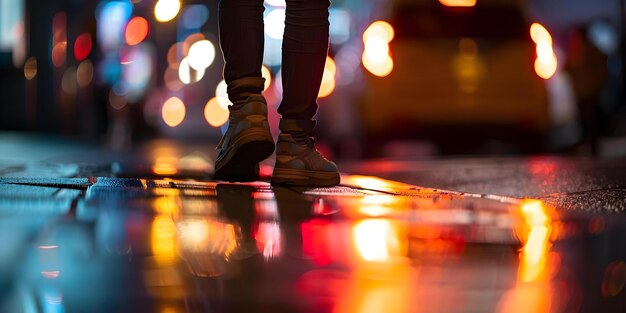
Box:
[1,174,626,313]
[1,135,626,312]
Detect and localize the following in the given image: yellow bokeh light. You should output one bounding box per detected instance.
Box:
[154,0,181,22]
[318,56,336,98]
[535,42,554,64]
[318,77,335,98]
[362,53,394,77]
[530,23,552,45]
[204,97,230,127]
[362,21,394,77]
[261,65,272,92]
[24,56,37,80]
[438,0,476,7]
[364,37,390,61]
[161,97,186,127]
[534,55,557,80]
[363,20,395,43]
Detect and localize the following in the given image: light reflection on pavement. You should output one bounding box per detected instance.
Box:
[0,175,625,313]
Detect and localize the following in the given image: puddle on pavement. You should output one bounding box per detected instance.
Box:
[0,177,625,312]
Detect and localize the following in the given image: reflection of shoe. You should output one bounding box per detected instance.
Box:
[214,95,274,182]
[271,133,340,187]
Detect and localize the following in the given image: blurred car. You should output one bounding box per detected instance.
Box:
[359,0,552,154]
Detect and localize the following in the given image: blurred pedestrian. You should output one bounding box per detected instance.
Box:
[214,0,339,186]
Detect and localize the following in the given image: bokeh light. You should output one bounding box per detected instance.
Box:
[438,0,477,7]
[125,16,149,46]
[24,56,37,80]
[362,53,394,77]
[362,20,394,77]
[530,23,553,45]
[362,20,394,44]
[204,97,230,127]
[167,42,183,68]
[182,33,206,55]
[215,80,231,109]
[188,40,215,71]
[154,0,181,22]
[530,23,557,80]
[74,33,92,62]
[318,56,336,98]
[76,60,94,87]
[534,56,558,80]
[536,42,554,64]
[261,65,272,92]
[264,9,285,39]
[51,42,67,68]
[329,9,351,45]
[121,45,153,102]
[161,97,186,127]
[178,57,205,84]
[109,88,128,110]
[61,67,77,95]
[96,1,133,50]
[265,0,286,7]
[364,37,390,60]
[164,67,183,91]
[181,5,209,29]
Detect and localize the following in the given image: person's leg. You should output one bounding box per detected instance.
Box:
[218,0,264,96]
[278,0,330,135]
[271,0,340,187]
[215,0,274,182]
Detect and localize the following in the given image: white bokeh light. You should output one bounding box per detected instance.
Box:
[154,0,181,22]
[264,9,285,40]
[215,80,232,109]
[178,57,205,84]
[188,40,215,71]
[264,0,286,7]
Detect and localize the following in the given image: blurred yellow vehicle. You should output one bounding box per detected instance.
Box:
[360,0,551,153]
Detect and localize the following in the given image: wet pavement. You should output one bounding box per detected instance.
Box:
[1,134,626,312]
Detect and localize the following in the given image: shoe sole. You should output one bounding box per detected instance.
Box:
[271,168,340,187]
[214,130,274,182]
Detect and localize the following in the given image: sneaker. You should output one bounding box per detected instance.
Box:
[271,133,340,187]
[214,95,275,182]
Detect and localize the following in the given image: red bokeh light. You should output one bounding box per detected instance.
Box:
[74,33,92,62]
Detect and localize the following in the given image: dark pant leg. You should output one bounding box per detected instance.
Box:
[218,0,266,103]
[278,0,331,134]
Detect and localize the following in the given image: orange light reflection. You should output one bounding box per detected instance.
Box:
[177,219,238,258]
[518,200,552,283]
[151,215,178,265]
